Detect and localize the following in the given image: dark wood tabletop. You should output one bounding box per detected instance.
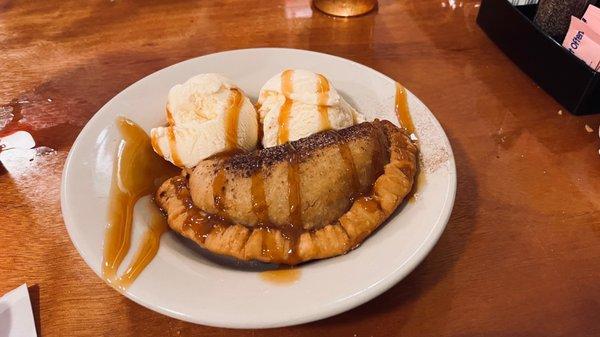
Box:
[1,0,599,336]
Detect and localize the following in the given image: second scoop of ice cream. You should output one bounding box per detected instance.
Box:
[258,69,365,148]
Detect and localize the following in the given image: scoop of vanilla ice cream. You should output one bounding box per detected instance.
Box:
[150,73,258,168]
[257,69,364,148]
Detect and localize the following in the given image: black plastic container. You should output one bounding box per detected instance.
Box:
[477,0,600,115]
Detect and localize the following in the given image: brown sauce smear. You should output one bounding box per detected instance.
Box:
[260,268,301,284]
[212,170,227,216]
[277,70,294,145]
[224,89,243,150]
[316,73,332,131]
[251,171,270,225]
[395,82,415,135]
[103,117,179,290]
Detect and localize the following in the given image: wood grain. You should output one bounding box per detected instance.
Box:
[1,0,599,336]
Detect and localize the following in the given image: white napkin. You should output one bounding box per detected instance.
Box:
[0,284,38,337]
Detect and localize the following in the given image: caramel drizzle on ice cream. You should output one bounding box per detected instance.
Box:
[224,89,243,150]
[277,70,294,145]
[167,127,183,167]
[316,73,332,131]
[277,99,293,145]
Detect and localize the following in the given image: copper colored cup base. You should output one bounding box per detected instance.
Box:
[313,0,377,17]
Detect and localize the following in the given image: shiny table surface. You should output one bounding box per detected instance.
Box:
[1,0,599,336]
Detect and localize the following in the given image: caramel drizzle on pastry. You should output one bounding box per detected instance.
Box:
[250,170,270,226]
[212,170,227,217]
[175,175,224,243]
[285,143,303,234]
[337,140,360,201]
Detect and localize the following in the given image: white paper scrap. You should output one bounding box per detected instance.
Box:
[0,284,38,337]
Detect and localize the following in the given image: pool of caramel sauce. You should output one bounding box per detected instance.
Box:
[260,268,301,284]
[103,117,179,290]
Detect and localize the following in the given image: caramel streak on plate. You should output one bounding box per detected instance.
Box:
[103,117,179,289]
[103,173,134,283]
[395,82,415,135]
[224,89,243,150]
[115,207,168,290]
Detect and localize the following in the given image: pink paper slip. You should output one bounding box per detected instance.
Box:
[563,16,600,70]
[582,4,600,29]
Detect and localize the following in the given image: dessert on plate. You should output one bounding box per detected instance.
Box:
[150,70,418,265]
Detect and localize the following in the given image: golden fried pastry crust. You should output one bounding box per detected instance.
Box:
[156,120,418,265]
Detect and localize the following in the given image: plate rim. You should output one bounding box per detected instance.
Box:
[60,47,457,329]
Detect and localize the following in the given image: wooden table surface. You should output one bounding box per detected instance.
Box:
[1,0,599,336]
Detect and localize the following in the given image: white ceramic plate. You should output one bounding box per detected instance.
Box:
[61,48,456,329]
